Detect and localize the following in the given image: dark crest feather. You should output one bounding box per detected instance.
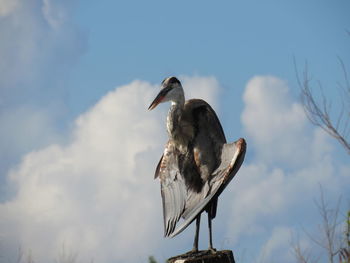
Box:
[162,76,181,86]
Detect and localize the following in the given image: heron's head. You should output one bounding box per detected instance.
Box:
[148,76,184,110]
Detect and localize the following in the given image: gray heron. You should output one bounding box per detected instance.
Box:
[148,76,246,252]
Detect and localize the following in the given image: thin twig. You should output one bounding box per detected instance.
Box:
[296,58,350,154]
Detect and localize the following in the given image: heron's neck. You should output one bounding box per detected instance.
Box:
[167,100,184,140]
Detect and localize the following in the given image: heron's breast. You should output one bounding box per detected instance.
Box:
[168,119,194,149]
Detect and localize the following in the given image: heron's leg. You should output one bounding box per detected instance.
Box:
[192,214,201,252]
[208,210,216,253]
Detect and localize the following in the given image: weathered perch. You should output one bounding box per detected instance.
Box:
[167,250,235,263]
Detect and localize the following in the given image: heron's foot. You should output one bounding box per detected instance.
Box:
[185,247,199,255]
[208,247,217,254]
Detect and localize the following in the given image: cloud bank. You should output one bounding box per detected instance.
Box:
[0,0,86,186]
[0,75,348,263]
[0,76,221,263]
[223,76,349,262]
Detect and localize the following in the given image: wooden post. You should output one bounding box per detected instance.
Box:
[167,250,235,263]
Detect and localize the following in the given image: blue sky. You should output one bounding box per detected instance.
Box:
[68,0,350,110]
[0,0,349,262]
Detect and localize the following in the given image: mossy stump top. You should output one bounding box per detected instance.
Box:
[167,250,235,263]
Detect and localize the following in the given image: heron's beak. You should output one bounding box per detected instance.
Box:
[148,86,171,110]
[148,93,164,110]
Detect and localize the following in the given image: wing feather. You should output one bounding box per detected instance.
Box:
[157,141,187,237]
[169,138,246,238]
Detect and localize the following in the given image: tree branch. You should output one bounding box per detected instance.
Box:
[296,59,350,154]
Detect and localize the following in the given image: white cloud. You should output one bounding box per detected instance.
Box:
[42,0,69,29]
[0,0,85,186]
[0,0,19,16]
[223,75,349,262]
[180,75,220,109]
[0,76,220,263]
[258,226,293,262]
[242,76,312,167]
[0,0,83,94]
[1,74,348,263]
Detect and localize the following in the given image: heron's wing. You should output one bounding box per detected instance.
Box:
[156,141,187,237]
[179,99,227,219]
[157,100,246,238]
[168,138,246,238]
[186,99,226,144]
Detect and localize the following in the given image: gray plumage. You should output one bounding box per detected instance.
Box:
[149,76,246,251]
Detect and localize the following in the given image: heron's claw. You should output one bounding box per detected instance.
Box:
[185,248,198,256]
[208,247,217,254]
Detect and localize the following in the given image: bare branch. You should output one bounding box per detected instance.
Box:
[313,188,343,263]
[296,59,350,154]
[55,244,78,263]
[26,251,35,263]
[15,247,23,263]
[292,241,311,263]
[292,187,348,263]
[290,233,319,263]
[337,56,350,94]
